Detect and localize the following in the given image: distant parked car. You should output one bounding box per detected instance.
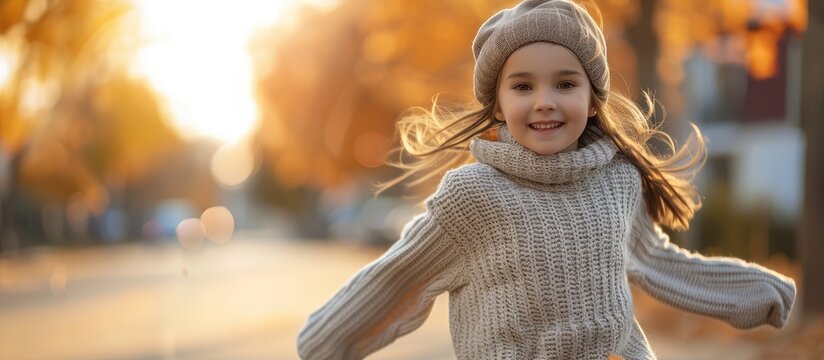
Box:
[325,195,420,246]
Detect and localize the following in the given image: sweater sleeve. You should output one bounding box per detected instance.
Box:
[625,205,796,329]
[296,179,465,360]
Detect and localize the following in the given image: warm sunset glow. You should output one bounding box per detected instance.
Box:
[129,0,291,143]
[0,46,13,90]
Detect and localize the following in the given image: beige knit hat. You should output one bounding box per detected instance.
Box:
[472,0,609,106]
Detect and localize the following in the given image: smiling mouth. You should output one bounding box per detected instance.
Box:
[529,122,563,130]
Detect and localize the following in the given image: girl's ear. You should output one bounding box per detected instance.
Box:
[494,105,505,122]
[588,96,597,117]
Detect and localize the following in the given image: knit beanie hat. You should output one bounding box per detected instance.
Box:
[472,0,609,106]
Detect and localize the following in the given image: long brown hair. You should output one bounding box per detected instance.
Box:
[592,89,706,231]
[376,96,499,191]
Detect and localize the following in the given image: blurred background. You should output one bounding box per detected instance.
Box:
[1,0,822,359]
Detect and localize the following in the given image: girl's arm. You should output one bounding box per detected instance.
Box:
[625,204,796,329]
[297,176,466,360]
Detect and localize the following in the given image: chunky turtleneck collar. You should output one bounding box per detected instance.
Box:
[469,125,618,185]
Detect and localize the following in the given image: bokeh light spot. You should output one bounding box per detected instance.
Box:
[211,141,256,187]
[141,219,162,239]
[200,206,235,243]
[176,218,204,250]
[362,31,397,63]
[353,131,390,168]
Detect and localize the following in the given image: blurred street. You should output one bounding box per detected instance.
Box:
[1,234,809,360]
[0,235,457,360]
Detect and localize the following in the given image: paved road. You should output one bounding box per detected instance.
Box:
[0,235,771,359]
[0,235,455,360]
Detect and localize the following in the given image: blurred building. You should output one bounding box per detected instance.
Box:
[683,26,803,259]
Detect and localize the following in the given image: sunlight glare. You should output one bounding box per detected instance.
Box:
[0,46,14,91]
[130,0,289,143]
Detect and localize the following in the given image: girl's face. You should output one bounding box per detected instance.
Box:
[495,42,595,155]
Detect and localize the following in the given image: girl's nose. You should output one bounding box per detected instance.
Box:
[534,90,557,112]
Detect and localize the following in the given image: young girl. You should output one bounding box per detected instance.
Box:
[297,0,796,359]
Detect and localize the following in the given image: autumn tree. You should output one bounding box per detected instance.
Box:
[0,0,180,250]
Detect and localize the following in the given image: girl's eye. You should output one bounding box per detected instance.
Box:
[513,83,532,91]
[557,81,576,90]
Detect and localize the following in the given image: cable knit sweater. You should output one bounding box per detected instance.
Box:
[297,126,796,360]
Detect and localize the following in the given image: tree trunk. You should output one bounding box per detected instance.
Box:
[799,0,824,314]
[625,0,660,117]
